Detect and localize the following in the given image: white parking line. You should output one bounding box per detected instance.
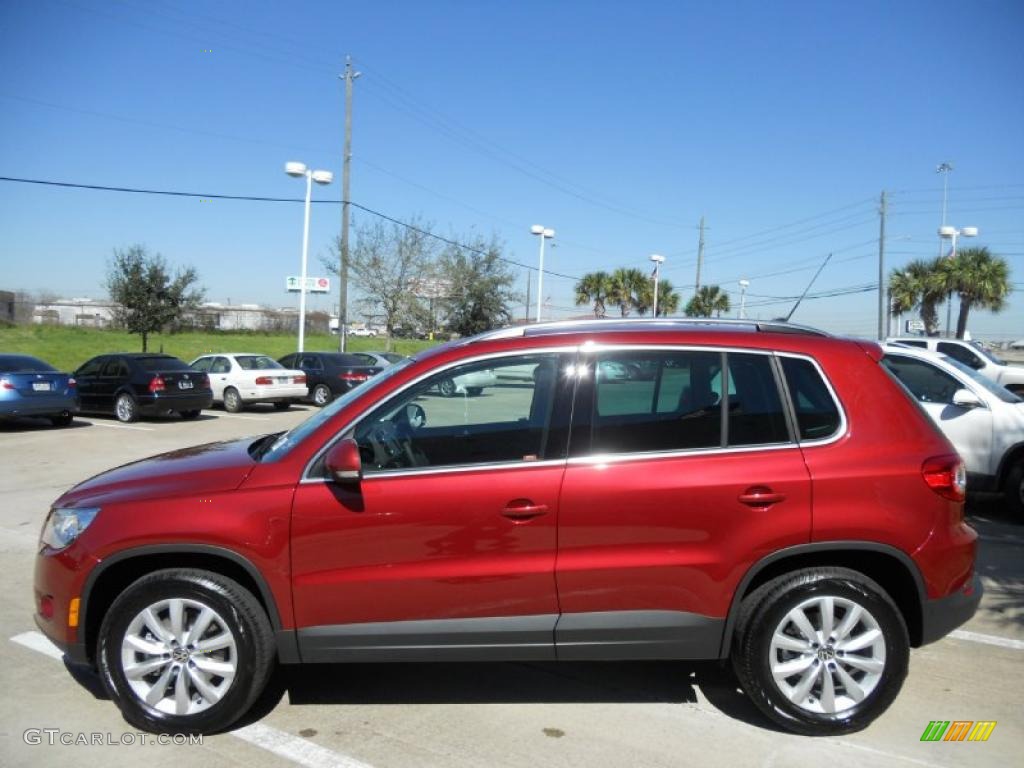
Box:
[950,628,1024,650]
[9,630,377,768]
[79,420,154,432]
[217,414,271,421]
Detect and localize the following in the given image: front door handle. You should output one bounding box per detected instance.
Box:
[738,486,786,509]
[501,500,549,522]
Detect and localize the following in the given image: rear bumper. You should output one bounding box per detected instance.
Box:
[240,385,309,402]
[138,392,213,414]
[920,573,983,646]
[0,394,79,417]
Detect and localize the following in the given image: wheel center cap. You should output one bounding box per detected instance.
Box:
[817,646,836,662]
[171,647,190,663]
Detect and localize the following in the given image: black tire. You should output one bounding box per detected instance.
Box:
[272,401,291,411]
[1004,461,1024,519]
[312,384,333,407]
[732,567,908,736]
[223,388,244,413]
[179,410,201,420]
[115,393,139,423]
[466,387,483,397]
[437,378,457,397]
[97,568,274,735]
[49,411,74,427]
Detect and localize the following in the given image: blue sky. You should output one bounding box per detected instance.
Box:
[1,0,1022,339]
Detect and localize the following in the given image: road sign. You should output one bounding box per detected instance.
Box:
[286,276,331,293]
[906,319,925,333]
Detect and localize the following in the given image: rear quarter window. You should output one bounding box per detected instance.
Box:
[780,356,842,441]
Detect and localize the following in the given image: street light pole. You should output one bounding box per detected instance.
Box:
[286,162,333,353]
[738,279,750,319]
[530,225,555,322]
[650,254,665,316]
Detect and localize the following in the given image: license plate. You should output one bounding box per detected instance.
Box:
[32,382,52,392]
[178,380,194,390]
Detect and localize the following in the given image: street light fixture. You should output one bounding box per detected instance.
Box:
[649,254,666,316]
[530,225,555,322]
[939,224,978,337]
[285,161,334,352]
[738,279,750,319]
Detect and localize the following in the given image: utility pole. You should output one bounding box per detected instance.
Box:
[524,272,531,323]
[338,55,360,352]
[695,215,706,295]
[877,190,887,341]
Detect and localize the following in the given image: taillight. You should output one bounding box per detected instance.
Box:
[199,374,209,387]
[921,454,966,502]
[68,377,76,388]
[0,378,14,390]
[294,375,306,384]
[339,372,368,383]
[148,376,165,393]
[254,376,273,385]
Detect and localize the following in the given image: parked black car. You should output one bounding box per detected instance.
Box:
[74,353,213,422]
[0,354,79,426]
[278,352,383,406]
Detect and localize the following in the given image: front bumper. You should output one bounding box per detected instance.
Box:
[920,573,983,646]
[33,544,98,667]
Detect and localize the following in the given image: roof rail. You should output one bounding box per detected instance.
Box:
[468,317,829,343]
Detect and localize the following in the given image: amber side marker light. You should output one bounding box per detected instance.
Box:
[68,597,80,628]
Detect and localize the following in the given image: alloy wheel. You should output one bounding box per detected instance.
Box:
[120,598,238,716]
[769,595,886,714]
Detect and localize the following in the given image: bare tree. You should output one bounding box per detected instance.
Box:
[324,217,437,350]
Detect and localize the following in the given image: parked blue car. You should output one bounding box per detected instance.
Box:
[0,354,79,426]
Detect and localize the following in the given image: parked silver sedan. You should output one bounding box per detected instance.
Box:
[190,353,308,412]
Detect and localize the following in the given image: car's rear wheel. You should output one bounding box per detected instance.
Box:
[465,387,483,396]
[179,410,201,420]
[98,569,274,735]
[49,411,74,427]
[223,388,243,413]
[273,401,291,411]
[312,384,332,407]
[437,378,457,397]
[732,567,908,736]
[1003,461,1024,519]
[115,393,139,423]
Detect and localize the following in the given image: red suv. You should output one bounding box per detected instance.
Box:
[34,320,980,736]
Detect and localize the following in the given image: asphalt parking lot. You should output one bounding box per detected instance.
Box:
[1,402,1021,767]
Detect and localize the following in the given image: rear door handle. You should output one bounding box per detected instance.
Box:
[738,486,786,509]
[501,500,549,522]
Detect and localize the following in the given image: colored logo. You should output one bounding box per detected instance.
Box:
[920,721,996,742]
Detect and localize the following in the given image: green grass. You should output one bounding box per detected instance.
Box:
[0,325,437,372]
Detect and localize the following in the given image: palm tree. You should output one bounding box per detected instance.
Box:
[684,285,730,318]
[654,279,680,316]
[887,258,947,335]
[947,247,1010,338]
[574,271,612,317]
[608,267,647,316]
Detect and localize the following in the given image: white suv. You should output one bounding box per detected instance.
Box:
[881,343,1024,518]
[887,337,1024,395]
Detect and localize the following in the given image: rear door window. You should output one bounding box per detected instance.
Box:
[725,353,790,446]
[780,357,842,441]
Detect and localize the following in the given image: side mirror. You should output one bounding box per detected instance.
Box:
[325,438,362,483]
[952,388,983,409]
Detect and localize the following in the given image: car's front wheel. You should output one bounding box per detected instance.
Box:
[1003,461,1024,519]
[732,567,908,736]
[98,569,274,734]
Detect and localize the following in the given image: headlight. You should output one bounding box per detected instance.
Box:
[40,507,100,550]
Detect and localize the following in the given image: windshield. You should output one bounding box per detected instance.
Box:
[259,357,415,462]
[970,341,1006,366]
[941,355,1022,404]
[236,355,283,370]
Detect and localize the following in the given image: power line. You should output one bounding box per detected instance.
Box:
[0,175,581,281]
